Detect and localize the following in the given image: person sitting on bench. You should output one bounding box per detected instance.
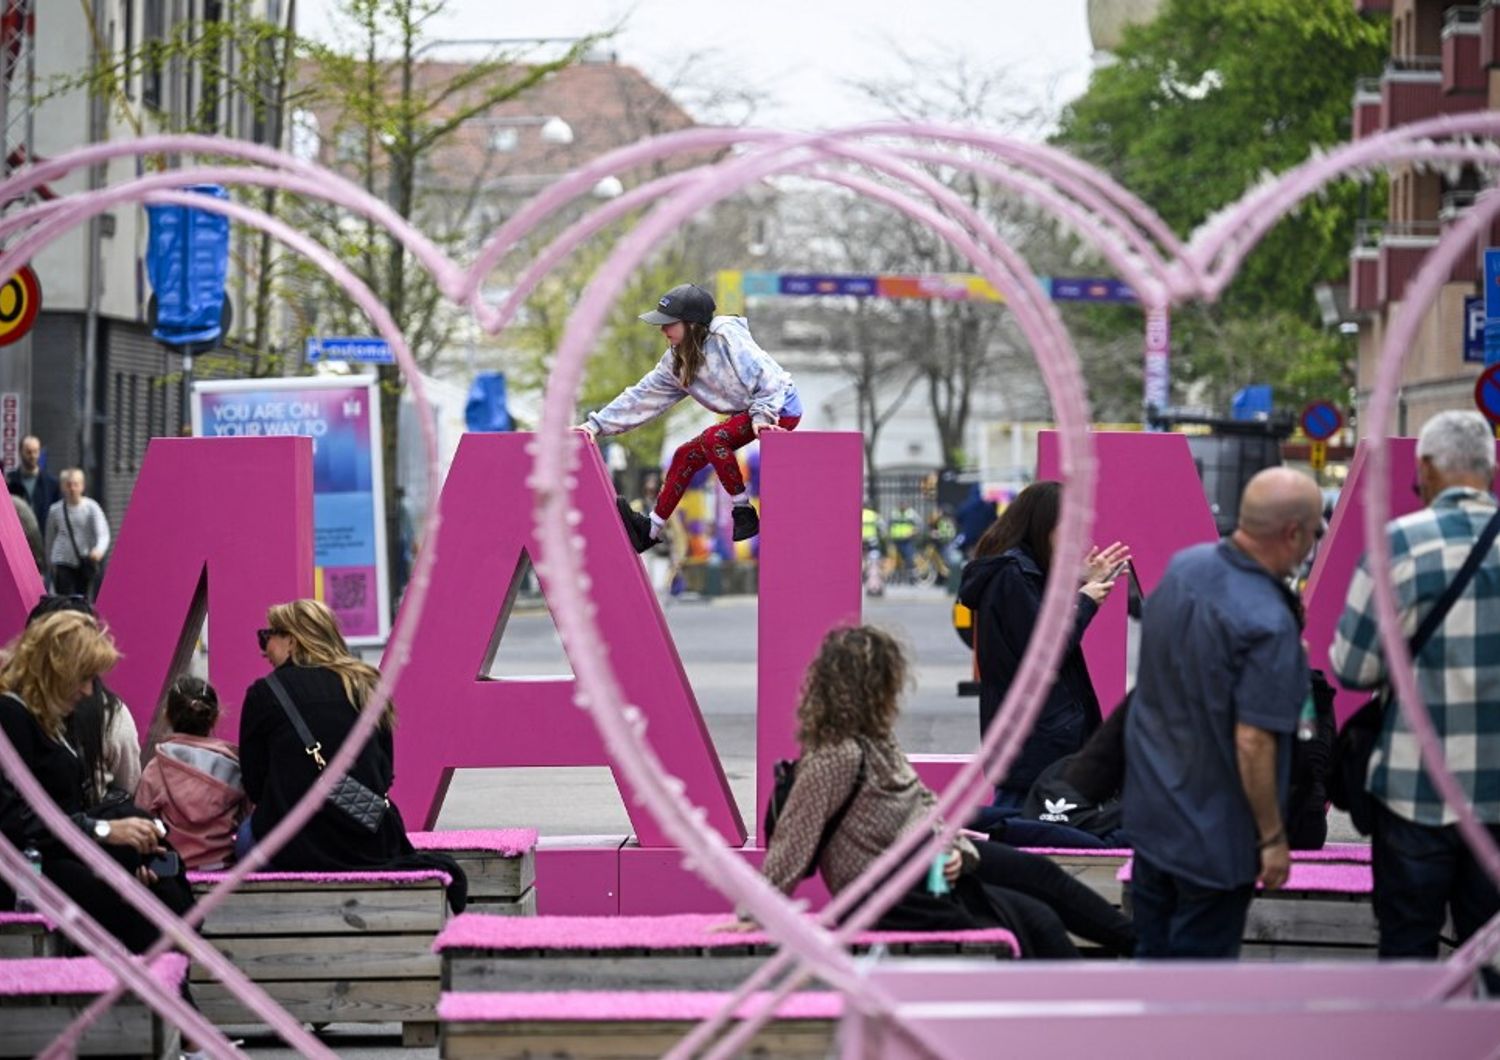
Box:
[715,625,1134,958]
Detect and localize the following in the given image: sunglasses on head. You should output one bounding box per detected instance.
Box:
[256,628,283,651]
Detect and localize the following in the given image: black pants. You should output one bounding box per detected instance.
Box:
[1372,802,1500,992]
[1129,852,1253,958]
[40,855,193,954]
[52,563,95,600]
[973,839,1136,957]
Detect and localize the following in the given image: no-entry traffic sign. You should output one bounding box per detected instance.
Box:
[0,266,41,348]
[1475,363,1500,426]
[1300,400,1343,442]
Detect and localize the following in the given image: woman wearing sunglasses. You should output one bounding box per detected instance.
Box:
[236,600,466,911]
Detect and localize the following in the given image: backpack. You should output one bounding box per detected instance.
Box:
[762,747,866,879]
[1019,753,1124,840]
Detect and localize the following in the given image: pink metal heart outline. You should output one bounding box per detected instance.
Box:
[0,114,1495,1058]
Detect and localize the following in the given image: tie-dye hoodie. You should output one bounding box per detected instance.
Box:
[585,315,800,436]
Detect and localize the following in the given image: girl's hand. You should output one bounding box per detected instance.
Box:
[1082,541,1130,584]
[752,422,787,437]
[942,849,964,884]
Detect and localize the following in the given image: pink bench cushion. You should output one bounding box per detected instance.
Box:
[188,869,452,886]
[1116,859,1372,893]
[408,829,537,857]
[1021,848,1131,857]
[0,912,50,929]
[0,954,188,996]
[433,912,1019,955]
[439,989,843,1023]
[1024,844,1371,862]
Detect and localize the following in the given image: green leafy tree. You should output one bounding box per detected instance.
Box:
[1054,0,1386,407]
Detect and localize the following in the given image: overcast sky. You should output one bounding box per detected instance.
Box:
[297,1,1097,133]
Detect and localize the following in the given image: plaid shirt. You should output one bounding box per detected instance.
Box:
[1329,487,1500,826]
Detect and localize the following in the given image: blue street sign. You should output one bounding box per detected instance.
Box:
[1485,249,1500,365]
[1476,363,1500,425]
[305,336,393,364]
[1466,295,1486,364]
[1300,400,1343,442]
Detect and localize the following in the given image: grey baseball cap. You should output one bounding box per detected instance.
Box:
[639,283,716,325]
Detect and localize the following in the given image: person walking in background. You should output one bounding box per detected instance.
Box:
[7,434,61,528]
[1124,467,1323,958]
[957,481,1128,832]
[1330,410,1500,987]
[43,468,109,600]
[577,284,801,550]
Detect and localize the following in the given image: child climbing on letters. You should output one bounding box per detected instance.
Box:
[577,284,802,551]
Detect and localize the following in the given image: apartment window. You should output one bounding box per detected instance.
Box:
[120,0,135,100]
[142,0,164,112]
[111,372,124,474]
[198,0,223,133]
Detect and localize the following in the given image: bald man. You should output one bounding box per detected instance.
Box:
[1123,467,1324,958]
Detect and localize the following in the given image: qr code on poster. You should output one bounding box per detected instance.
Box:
[329,571,367,613]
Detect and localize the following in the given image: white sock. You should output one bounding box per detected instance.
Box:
[729,492,750,507]
[649,512,665,540]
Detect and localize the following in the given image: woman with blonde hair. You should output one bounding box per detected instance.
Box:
[237,599,465,910]
[0,611,192,950]
[720,625,1133,957]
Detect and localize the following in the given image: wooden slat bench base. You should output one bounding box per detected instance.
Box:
[0,913,60,958]
[0,956,186,1059]
[185,831,536,1040]
[438,991,840,1060]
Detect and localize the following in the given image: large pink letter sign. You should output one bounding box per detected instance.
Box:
[1037,430,1220,715]
[385,433,745,845]
[97,437,316,735]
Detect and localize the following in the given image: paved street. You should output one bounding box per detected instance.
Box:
[434,584,978,836]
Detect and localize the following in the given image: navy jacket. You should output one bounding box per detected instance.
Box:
[7,468,60,527]
[958,547,1103,794]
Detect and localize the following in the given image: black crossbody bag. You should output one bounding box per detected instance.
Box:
[263,672,388,834]
[1330,508,1500,835]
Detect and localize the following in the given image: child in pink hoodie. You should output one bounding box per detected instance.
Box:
[134,677,249,871]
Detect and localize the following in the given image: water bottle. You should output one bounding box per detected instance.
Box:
[15,846,41,913]
[1297,694,1317,742]
[926,852,951,897]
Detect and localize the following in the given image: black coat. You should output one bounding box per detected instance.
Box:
[6,468,60,527]
[240,663,466,909]
[958,547,1103,794]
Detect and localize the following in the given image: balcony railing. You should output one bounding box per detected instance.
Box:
[1445,6,1483,31]
[1355,219,1442,249]
[1388,55,1444,73]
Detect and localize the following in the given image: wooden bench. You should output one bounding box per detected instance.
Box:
[438,989,842,1059]
[0,954,187,1058]
[1023,847,1131,906]
[1117,850,1380,958]
[189,828,536,1046]
[0,911,60,958]
[437,912,1018,994]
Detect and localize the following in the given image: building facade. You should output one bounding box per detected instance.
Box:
[1346,0,1496,435]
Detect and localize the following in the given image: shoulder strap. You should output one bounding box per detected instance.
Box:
[807,744,866,873]
[1410,507,1500,656]
[263,672,326,770]
[61,502,85,564]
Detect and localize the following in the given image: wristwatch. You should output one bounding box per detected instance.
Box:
[92,819,110,840]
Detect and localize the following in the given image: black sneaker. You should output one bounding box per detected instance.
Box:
[615,496,656,554]
[731,503,760,541]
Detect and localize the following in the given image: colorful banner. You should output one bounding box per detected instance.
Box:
[191,375,390,644]
[1048,276,1138,303]
[721,270,1150,307]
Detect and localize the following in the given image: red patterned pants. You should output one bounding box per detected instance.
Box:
[653,411,801,520]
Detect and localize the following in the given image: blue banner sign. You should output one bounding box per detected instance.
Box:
[778,274,879,296]
[1048,277,1138,303]
[1486,250,1500,366]
[305,337,394,364]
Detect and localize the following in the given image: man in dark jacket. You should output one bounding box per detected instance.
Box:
[7,435,61,528]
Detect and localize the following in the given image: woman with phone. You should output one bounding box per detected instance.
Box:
[0,610,193,952]
[958,481,1129,834]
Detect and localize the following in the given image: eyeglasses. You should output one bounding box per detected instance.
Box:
[256,628,283,652]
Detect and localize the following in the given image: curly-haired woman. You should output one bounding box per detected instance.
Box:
[237,599,466,911]
[717,625,1134,958]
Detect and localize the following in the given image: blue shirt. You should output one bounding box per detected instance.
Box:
[1123,540,1309,890]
